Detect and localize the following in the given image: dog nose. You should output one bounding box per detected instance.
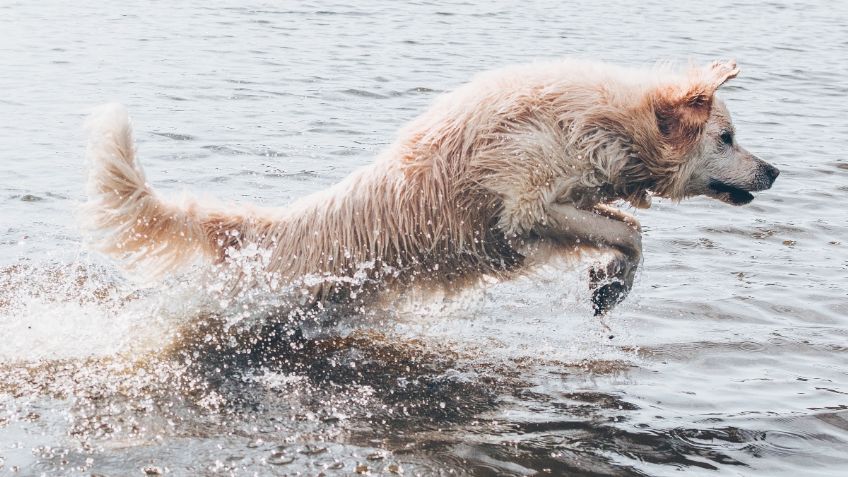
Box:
[764,163,780,182]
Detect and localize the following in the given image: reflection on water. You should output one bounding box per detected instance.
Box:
[1,0,848,475]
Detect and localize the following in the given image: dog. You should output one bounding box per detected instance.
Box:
[82,59,779,315]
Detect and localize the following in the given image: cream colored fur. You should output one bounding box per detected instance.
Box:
[83,58,776,312]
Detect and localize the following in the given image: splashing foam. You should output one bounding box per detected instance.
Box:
[0,243,635,370]
[0,261,208,362]
[0,245,405,364]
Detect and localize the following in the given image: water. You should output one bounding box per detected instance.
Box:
[1,1,847,475]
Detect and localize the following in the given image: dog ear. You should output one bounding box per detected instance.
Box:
[654,60,739,150]
[702,59,740,91]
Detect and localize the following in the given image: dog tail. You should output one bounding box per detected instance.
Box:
[82,103,217,277]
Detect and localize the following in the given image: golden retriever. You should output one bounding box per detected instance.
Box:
[82,59,779,314]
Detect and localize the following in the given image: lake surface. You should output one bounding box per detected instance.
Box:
[1,1,847,475]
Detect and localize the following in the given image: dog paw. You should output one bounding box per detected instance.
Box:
[591,281,628,316]
[588,252,638,315]
[589,262,626,315]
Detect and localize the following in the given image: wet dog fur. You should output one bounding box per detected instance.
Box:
[82,59,778,314]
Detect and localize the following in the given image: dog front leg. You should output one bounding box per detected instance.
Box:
[591,203,642,233]
[540,203,642,315]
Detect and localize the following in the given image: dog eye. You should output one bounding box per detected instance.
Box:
[719,130,733,145]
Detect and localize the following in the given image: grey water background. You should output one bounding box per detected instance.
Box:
[1,0,847,475]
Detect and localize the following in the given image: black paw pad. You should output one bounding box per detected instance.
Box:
[592,281,627,316]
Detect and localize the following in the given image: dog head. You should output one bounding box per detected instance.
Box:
[648,60,779,205]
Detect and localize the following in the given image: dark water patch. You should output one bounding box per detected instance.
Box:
[16,193,44,202]
[166,312,504,424]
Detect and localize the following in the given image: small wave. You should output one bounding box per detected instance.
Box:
[340,88,390,99]
[152,131,195,141]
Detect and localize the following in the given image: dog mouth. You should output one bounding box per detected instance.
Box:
[706,179,755,205]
